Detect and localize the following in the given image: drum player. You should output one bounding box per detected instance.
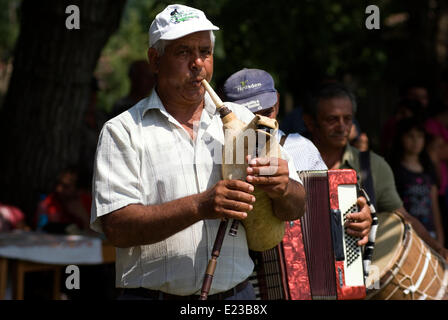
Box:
[90,4,306,300]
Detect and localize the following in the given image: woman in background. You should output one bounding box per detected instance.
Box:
[388,117,445,245]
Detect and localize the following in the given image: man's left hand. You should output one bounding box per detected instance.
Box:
[345,196,372,246]
[245,156,289,199]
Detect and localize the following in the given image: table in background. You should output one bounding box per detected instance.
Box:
[0,231,115,300]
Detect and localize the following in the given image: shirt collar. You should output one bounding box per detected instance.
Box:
[140,88,169,119]
[341,143,360,170]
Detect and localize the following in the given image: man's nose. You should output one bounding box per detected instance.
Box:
[336,118,351,132]
[336,117,345,128]
[191,51,204,70]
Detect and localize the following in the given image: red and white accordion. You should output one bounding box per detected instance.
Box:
[249,169,366,300]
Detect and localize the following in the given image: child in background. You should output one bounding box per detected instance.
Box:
[388,118,445,245]
[35,166,91,234]
[425,103,448,248]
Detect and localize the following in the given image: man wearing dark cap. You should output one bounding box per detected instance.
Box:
[224,69,327,173]
[223,69,372,300]
[223,69,373,246]
[91,5,305,300]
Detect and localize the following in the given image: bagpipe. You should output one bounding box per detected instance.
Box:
[199,79,286,300]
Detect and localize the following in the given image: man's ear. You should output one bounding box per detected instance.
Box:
[273,92,280,118]
[303,113,315,133]
[147,48,160,75]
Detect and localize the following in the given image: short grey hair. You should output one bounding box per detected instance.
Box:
[304,82,357,118]
[151,31,216,56]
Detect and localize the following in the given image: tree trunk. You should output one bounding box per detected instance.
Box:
[0,0,126,223]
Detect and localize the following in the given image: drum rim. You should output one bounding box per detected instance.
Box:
[367,216,448,300]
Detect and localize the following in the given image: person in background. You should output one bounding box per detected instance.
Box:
[79,77,107,187]
[109,60,155,118]
[425,103,448,248]
[381,98,425,155]
[223,69,327,171]
[36,166,91,234]
[381,81,430,156]
[399,81,430,110]
[0,203,27,231]
[388,117,444,245]
[302,82,448,259]
[349,119,369,152]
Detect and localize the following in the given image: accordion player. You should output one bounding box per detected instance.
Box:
[249,169,367,300]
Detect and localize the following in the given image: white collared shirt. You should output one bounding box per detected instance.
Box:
[277,129,328,171]
[91,89,301,295]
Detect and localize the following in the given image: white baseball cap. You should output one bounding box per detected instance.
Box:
[149,4,219,47]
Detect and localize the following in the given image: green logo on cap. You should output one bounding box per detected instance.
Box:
[236,81,262,92]
[170,9,200,24]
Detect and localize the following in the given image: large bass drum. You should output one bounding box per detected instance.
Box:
[365,211,448,300]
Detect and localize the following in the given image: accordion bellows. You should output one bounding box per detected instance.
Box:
[249,169,366,300]
[221,113,285,252]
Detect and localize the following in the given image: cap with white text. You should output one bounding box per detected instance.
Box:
[223,69,278,113]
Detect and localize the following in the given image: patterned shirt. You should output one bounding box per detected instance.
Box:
[91,89,301,295]
[393,165,436,236]
[277,129,327,172]
[340,144,403,212]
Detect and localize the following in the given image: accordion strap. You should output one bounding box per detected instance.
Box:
[359,151,376,208]
[279,133,289,147]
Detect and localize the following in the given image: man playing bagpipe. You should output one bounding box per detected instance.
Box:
[90,4,306,300]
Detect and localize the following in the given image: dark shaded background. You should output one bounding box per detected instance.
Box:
[0,0,447,223]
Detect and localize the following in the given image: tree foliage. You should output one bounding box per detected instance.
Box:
[1,0,447,216]
[95,0,153,111]
[0,0,20,105]
[0,0,20,60]
[0,0,126,218]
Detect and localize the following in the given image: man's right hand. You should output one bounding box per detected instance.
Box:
[198,180,256,220]
[102,180,256,248]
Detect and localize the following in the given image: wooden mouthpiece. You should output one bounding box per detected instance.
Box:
[202,79,224,108]
[201,79,232,118]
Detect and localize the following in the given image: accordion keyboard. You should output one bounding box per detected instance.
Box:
[343,204,361,267]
